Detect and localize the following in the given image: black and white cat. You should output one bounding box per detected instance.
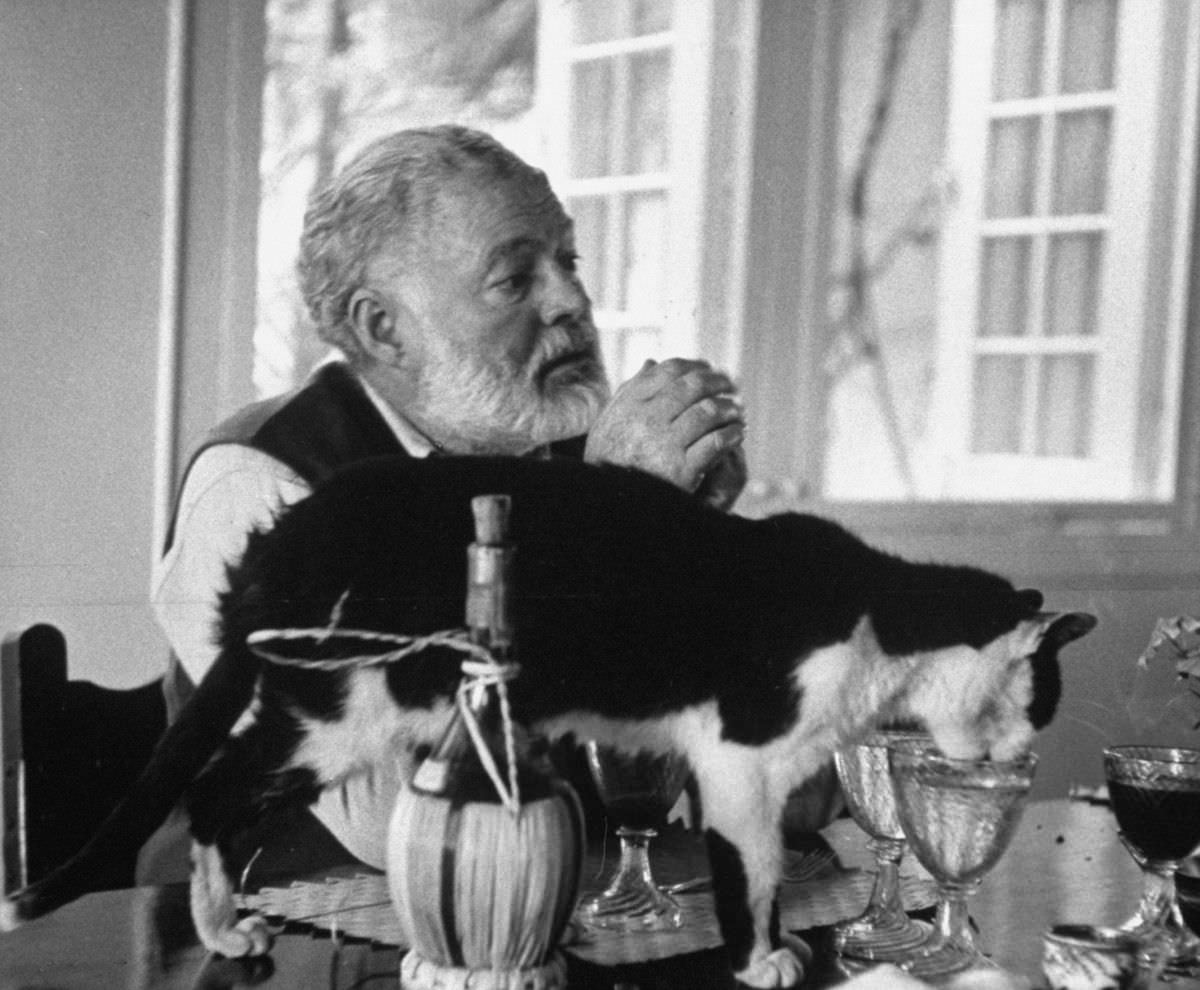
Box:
[2,456,1094,987]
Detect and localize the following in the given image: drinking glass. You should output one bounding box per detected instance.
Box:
[574,742,691,931]
[889,739,1037,979]
[1103,745,1200,974]
[832,730,932,962]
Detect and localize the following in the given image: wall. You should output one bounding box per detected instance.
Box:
[0,0,170,687]
[0,0,264,688]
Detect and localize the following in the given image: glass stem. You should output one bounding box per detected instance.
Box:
[608,827,657,892]
[867,837,906,916]
[934,879,981,952]
[1131,861,1195,945]
[1137,864,1177,928]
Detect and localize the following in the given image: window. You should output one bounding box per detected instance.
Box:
[928,0,1198,501]
[819,0,1199,507]
[538,0,689,381]
[536,0,754,383]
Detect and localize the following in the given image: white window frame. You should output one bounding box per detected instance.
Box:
[927,0,1200,503]
[536,0,720,377]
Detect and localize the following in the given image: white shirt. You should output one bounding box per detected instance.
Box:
[150,376,435,868]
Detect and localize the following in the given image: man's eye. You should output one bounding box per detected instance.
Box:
[558,251,580,273]
[495,270,533,296]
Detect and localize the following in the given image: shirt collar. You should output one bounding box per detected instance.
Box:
[356,373,440,459]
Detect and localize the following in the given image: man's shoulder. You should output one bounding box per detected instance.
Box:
[204,362,355,448]
[193,363,404,486]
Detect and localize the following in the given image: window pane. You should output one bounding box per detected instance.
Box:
[632,0,672,35]
[971,356,1026,454]
[819,0,1195,501]
[1045,232,1102,336]
[621,192,668,311]
[1052,108,1110,215]
[624,49,671,175]
[1059,0,1117,94]
[979,236,1032,337]
[569,60,614,178]
[571,3,623,44]
[1036,354,1094,456]
[993,0,1046,100]
[567,196,610,310]
[602,326,662,384]
[572,0,670,43]
[986,116,1040,217]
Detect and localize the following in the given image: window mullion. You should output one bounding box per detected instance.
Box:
[1160,2,1200,502]
[1019,0,1060,456]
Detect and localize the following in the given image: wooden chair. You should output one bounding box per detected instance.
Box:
[1,624,166,893]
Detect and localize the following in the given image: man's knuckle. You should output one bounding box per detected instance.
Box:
[656,357,691,376]
[682,370,711,399]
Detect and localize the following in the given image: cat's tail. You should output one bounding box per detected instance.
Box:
[0,638,262,928]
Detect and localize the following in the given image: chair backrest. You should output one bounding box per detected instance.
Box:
[1,624,166,893]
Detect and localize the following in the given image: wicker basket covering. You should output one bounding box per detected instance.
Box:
[386,493,584,988]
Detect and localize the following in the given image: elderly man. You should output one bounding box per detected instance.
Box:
[148,125,747,877]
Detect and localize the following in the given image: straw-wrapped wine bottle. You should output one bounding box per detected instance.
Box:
[387,494,585,990]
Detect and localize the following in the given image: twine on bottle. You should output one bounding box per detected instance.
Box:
[246,613,525,813]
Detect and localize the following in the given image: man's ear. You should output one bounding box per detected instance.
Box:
[347,288,403,363]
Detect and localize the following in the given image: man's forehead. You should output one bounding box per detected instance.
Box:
[429,170,572,254]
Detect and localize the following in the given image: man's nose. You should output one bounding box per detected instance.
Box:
[539,263,589,326]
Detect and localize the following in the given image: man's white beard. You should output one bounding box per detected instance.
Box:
[414,336,611,455]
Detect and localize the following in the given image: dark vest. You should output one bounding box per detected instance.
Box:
[161,363,406,716]
[161,362,586,716]
[163,362,406,555]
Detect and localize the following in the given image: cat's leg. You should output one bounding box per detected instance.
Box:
[183,724,322,957]
[189,840,272,957]
[693,748,810,988]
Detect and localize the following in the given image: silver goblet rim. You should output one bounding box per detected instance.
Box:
[856,728,931,750]
[1104,745,1200,767]
[888,738,1039,776]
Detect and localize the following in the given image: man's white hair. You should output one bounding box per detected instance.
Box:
[296,125,550,364]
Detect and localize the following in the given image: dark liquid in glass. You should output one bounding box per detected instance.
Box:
[606,792,673,830]
[1109,780,1200,862]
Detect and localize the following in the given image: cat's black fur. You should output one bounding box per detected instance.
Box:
[1,456,1095,987]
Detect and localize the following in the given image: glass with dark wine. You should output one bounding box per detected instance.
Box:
[1103,745,1200,973]
[889,738,1036,979]
[832,729,932,962]
[574,741,691,931]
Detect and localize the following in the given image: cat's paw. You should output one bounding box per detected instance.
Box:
[734,934,812,988]
[204,912,273,958]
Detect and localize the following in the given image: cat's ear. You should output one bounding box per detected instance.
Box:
[1038,611,1098,649]
[1025,611,1098,730]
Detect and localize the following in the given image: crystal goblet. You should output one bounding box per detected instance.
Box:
[574,742,690,931]
[1103,745,1200,974]
[833,730,932,962]
[889,739,1037,979]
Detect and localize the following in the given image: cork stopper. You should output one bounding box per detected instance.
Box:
[471,494,511,546]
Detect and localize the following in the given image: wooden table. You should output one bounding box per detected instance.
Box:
[1,799,1196,989]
